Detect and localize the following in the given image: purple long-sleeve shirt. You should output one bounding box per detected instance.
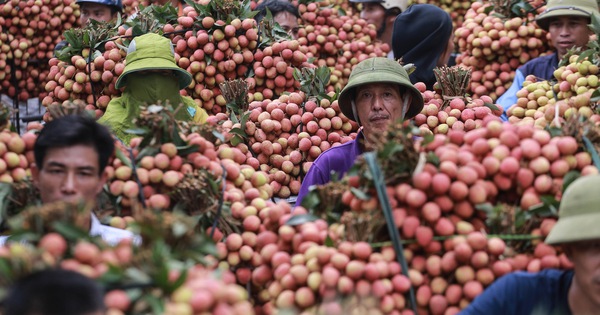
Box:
[295,131,364,207]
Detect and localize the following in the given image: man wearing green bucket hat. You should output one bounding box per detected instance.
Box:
[295,57,424,206]
[497,0,599,121]
[461,174,600,314]
[98,33,208,144]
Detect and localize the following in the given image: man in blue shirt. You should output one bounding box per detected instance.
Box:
[295,57,424,206]
[497,0,599,120]
[460,174,600,315]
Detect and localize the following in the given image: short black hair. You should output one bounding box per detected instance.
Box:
[34,114,115,175]
[2,268,105,315]
[254,0,300,23]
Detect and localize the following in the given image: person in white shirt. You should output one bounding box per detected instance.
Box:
[0,114,139,246]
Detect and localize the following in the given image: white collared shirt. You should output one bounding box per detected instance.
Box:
[0,214,140,246]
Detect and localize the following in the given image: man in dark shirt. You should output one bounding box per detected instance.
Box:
[460,174,600,315]
[497,0,599,120]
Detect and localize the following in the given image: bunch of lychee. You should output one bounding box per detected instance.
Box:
[296,0,389,92]
[0,0,79,101]
[507,55,600,127]
[455,1,550,100]
[413,82,503,134]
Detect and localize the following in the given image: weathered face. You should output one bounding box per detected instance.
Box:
[355,82,408,137]
[360,2,386,31]
[32,145,106,206]
[548,16,592,58]
[274,11,299,39]
[565,239,600,309]
[79,2,114,25]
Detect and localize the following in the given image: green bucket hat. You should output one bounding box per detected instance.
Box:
[545,174,600,245]
[115,33,192,90]
[338,57,424,123]
[535,0,599,31]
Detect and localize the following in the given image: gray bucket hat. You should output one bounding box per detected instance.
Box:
[545,174,600,245]
[535,0,599,31]
[338,57,424,123]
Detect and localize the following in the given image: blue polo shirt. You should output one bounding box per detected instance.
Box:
[460,269,573,315]
[497,53,559,121]
[295,131,363,206]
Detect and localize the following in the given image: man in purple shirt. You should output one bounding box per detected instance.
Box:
[295,57,424,206]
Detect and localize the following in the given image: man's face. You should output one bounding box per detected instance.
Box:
[79,2,114,25]
[360,2,386,31]
[566,239,600,308]
[355,82,407,137]
[274,11,299,39]
[548,16,592,58]
[32,145,106,206]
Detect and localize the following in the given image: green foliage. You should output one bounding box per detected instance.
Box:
[169,169,237,236]
[293,66,332,101]
[0,183,14,231]
[300,175,349,224]
[186,0,257,25]
[477,198,558,239]
[124,4,178,40]
[56,17,121,62]
[126,103,191,148]
[488,0,535,19]
[586,11,600,68]
[285,214,319,226]
[257,8,293,48]
[352,121,423,188]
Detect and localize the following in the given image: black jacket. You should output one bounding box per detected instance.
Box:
[392,4,453,90]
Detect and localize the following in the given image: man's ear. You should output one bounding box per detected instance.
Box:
[96,169,109,195]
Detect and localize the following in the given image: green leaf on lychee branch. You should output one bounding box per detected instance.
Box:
[562,170,581,193]
[350,187,370,201]
[294,67,331,100]
[187,0,256,25]
[483,102,500,112]
[124,4,176,37]
[258,9,294,48]
[175,144,199,157]
[58,20,120,62]
[583,135,600,171]
[0,183,14,230]
[285,214,319,226]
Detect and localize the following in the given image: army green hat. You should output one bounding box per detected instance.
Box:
[338,57,424,123]
[116,33,192,90]
[545,174,600,245]
[535,0,599,31]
